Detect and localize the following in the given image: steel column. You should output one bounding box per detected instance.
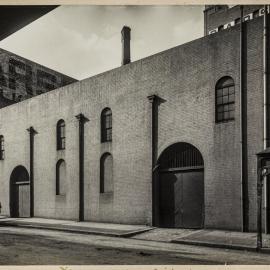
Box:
[147,95,159,227]
[27,126,37,218]
[75,113,89,222]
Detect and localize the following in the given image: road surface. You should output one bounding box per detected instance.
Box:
[0,226,269,265]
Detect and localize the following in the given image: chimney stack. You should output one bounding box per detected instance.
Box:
[121,26,131,65]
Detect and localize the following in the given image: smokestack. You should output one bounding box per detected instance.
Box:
[121,26,131,65]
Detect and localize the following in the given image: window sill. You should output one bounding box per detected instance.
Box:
[56,194,66,200]
[101,141,112,144]
[100,192,113,196]
[99,192,113,203]
[215,119,235,124]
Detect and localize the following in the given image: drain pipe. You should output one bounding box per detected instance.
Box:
[239,5,246,232]
[263,6,269,149]
[147,95,159,227]
[27,126,38,217]
[75,113,89,222]
[263,5,269,234]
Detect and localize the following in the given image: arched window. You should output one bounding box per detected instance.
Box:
[158,142,203,170]
[216,76,235,123]
[56,159,66,195]
[101,108,112,142]
[56,119,65,150]
[0,135,4,160]
[100,153,113,193]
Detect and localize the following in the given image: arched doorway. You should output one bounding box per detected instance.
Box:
[10,166,30,218]
[156,142,204,228]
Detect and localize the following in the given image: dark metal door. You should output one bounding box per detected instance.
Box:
[182,171,204,228]
[159,169,204,228]
[10,166,30,218]
[159,172,177,227]
[10,184,19,218]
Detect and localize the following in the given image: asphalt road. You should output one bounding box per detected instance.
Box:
[0,226,270,265]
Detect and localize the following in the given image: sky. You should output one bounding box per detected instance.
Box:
[0,5,204,80]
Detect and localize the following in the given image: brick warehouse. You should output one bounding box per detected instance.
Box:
[0,5,269,233]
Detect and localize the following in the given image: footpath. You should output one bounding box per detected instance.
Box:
[0,216,270,253]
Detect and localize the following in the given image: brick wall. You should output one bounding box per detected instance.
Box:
[0,17,265,230]
[205,5,263,36]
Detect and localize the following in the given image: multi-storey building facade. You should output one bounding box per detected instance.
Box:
[0,48,76,107]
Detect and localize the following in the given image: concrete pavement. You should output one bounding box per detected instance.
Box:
[133,227,270,252]
[0,216,270,253]
[0,217,152,237]
[2,226,270,264]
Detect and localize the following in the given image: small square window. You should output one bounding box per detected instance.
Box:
[229,86,234,94]
[235,18,241,24]
[217,89,223,97]
[223,95,228,103]
[223,104,229,112]
[217,112,223,121]
[223,87,228,95]
[217,97,223,105]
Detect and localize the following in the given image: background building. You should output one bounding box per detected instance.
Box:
[0,6,76,107]
[0,48,76,105]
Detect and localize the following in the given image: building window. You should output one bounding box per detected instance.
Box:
[101,108,112,142]
[56,119,65,150]
[17,95,23,101]
[56,159,66,195]
[218,25,224,31]
[216,76,235,123]
[253,9,260,18]
[0,135,4,160]
[100,153,113,193]
[235,17,241,24]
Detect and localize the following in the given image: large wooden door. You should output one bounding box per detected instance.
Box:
[182,170,204,228]
[10,166,30,218]
[159,172,177,227]
[156,142,204,228]
[18,184,30,217]
[159,169,204,228]
[10,185,19,217]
